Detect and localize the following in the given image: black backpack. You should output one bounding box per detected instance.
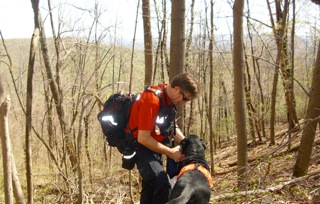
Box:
[97,86,177,153]
[97,93,136,148]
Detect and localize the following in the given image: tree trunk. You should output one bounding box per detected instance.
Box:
[245,5,263,142]
[293,41,320,177]
[38,6,78,172]
[170,0,185,128]
[185,0,195,71]
[185,0,195,135]
[153,0,168,83]
[76,96,88,204]
[0,82,24,204]
[1,33,29,204]
[27,1,41,202]
[268,0,298,145]
[244,53,256,146]
[142,0,153,87]
[152,0,161,84]
[233,0,248,189]
[288,0,297,150]
[128,1,141,203]
[267,0,285,145]
[0,94,13,204]
[208,0,215,175]
[11,150,26,204]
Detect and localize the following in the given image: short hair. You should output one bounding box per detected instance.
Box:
[170,73,201,98]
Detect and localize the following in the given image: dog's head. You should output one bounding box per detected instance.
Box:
[180,134,206,157]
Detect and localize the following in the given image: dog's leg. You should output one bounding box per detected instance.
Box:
[168,175,177,188]
[167,185,193,204]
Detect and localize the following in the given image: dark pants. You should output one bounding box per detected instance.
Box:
[136,147,171,204]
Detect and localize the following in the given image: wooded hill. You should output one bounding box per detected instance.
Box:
[1,0,320,203]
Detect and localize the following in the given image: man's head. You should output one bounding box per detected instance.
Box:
[167,73,201,105]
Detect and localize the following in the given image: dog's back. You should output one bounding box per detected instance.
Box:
[167,134,212,204]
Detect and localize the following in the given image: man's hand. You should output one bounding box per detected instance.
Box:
[168,145,184,162]
[138,130,184,161]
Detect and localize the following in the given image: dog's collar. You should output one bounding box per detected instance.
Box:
[177,163,213,188]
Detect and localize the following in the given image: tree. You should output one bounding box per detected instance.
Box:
[0,43,25,203]
[170,0,185,128]
[0,77,13,204]
[39,0,78,176]
[293,25,320,177]
[185,0,195,135]
[233,0,248,189]
[267,0,299,145]
[142,0,153,87]
[26,0,41,203]
[0,31,27,204]
[207,0,215,175]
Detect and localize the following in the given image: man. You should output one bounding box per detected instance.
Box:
[127,73,201,204]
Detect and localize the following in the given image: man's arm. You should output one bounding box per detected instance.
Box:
[137,130,183,161]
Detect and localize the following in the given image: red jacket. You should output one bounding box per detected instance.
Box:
[128,83,174,142]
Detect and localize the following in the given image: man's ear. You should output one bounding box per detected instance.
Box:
[173,85,181,92]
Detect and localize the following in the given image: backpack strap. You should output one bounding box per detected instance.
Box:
[147,84,177,136]
[146,85,164,104]
[157,84,177,136]
[126,94,139,134]
[127,85,177,139]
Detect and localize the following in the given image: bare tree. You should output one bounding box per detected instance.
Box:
[293,41,320,177]
[26,0,42,203]
[39,1,78,176]
[129,0,140,93]
[169,0,185,79]
[233,0,248,189]
[0,94,25,204]
[0,77,13,204]
[0,98,13,204]
[129,1,141,203]
[0,31,28,204]
[170,0,185,128]
[142,0,153,87]
[267,0,299,145]
[185,0,196,135]
[152,0,168,83]
[208,0,215,175]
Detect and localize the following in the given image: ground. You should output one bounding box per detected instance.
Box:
[210,122,320,203]
[7,122,319,203]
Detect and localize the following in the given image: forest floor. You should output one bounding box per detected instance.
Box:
[210,121,320,203]
[5,122,319,204]
[100,121,320,204]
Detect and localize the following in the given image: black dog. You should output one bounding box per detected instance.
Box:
[167,134,212,204]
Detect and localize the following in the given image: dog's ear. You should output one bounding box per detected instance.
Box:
[200,138,207,150]
[180,138,186,146]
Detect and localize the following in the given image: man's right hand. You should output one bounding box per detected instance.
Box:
[168,145,184,162]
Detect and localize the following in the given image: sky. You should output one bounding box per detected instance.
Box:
[0,0,144,41]
[0,0,242,44]
[0,0,318,43]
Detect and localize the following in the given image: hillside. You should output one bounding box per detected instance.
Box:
[210,122,320,203]
[16,122,319,204]
[1,39,319,204]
